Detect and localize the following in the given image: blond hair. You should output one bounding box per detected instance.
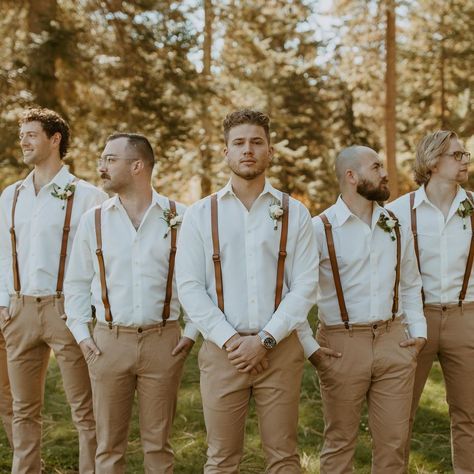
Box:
[414,130,458,185]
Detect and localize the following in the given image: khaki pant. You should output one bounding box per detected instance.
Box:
[0,329,13,447]
[406,303,474,474]
[87,320,185,474]
[199,331,304,474]
[1,295,96,474]
[316,317,417,474]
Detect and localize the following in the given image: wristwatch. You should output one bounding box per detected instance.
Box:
[258,330,277,350]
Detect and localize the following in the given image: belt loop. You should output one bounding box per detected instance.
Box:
[348,325,353,337]
[158,325,162,336]
[461,301,464,315]
[386,319,392,332]
[115,324,119,338]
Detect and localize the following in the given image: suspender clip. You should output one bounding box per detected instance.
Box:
[212,253,221,262]
[279,250,287,257]
[108,321,113,330]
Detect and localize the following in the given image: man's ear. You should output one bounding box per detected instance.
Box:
[131,159,144,175]
[346,169,358,186]
[51,132,62,147]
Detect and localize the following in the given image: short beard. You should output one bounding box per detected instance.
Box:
[356,178,390,202]
[228,161,267,181]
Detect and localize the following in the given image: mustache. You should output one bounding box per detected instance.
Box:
[100,173,110,180]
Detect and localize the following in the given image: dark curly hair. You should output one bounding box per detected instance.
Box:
[19,108,70,159]
[223,109,270,145]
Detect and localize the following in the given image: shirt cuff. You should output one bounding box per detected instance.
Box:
[298,331,320,359]
[263,318,289,344]
[68,322,91,344]
[208,320,238,349]
[406,320,427,339]
[183,322,200,341]
[0,292,10,308]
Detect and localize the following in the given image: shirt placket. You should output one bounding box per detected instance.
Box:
[245,210,259,331]
[439,213,448,303]
[131,231,143,322]
[369,229,378,318]
[28,193,43,291]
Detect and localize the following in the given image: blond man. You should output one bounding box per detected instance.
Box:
[388,130,474,472]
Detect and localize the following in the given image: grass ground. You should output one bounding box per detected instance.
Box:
[0,312,452,473]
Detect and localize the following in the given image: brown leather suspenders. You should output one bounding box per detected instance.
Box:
[386,209,401,318]
[210,194,224,312]
[94,207,113,326]
[162,200,177,325]
[94,199,178,326]
[409,191,474,306]
[210,193,290,315]
[319,210,401,327]
[320,214,349,328]
[10,184,22,296]
[10,180,77,297]
[274,193,289,310]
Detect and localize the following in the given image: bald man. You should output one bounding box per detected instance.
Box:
[311,146,426,473]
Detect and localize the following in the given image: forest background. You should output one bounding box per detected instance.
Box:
[0,0,472,472]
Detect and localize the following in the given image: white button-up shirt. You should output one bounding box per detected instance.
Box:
[175,179,318,355]
[64,191,199,344]
[0,166,107,307]
[313,196,426,339]
[387,185,474,305]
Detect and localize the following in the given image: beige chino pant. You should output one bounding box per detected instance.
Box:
[0,329,13,446]
[199,331,304,474]
[405,303,474,474]
[86,320,185,474]
[316,317,417,474]
[1,295,96,474]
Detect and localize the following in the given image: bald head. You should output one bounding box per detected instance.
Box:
[335,146,378,184]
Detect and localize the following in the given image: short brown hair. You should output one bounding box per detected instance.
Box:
[106,132,155,170]
[414,130,458,185]
[223,109,270,144]
[19,108,70,159]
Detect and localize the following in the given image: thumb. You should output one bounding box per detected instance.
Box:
[226,339,242,352]
[399,338,414,347]
[321,347,342,357]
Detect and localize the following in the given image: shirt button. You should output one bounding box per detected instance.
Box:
[442,306,447,311]
[137,327,143,333]
[36,297,41,303]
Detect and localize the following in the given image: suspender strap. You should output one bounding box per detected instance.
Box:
[10,183,22,295]
[459,191,474,305]
[409,192,425,304]
[274,193,289,310]
[162,199,177,325]
[211,194,224,313]
[386,209,401,319]
[320,213,350,328]
[55,180,78,296]
[94,207,113,324]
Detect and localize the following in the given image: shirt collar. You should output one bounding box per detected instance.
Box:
[413,184,468,210]
[103,189,171,212]
[216,178,281,202]
[333,195,386,228]
[20,165,72,191]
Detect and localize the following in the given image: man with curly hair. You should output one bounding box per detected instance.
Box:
[0,108,107,473]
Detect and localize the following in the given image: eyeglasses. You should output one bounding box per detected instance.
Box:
[96,157,139,167]
[444,151,471,162]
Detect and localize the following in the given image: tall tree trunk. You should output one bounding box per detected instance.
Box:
[200,0,213,197]
[440,12,447,129]
[385,0,398,199]
[27,0,60,111]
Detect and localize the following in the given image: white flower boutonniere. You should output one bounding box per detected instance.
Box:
[162,209,183,238]
[51,182,76,209]
[269,200,284,230]
[377,213,400,241]
[457,198,474,229]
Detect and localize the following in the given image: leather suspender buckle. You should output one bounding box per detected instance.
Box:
[96,249,103,256]
[279,250,287,257]
[212,253,221,262]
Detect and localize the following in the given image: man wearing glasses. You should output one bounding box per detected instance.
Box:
[65,133,198,472]
[388,130,474,472]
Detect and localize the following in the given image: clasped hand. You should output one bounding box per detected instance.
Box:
[225,334,269,375]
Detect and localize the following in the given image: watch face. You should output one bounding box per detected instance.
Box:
[263,337,276,349]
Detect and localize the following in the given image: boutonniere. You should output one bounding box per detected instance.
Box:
[161,208,183,238]
[377,213,400,241]
[457,199,474,229]
[269,200,284,230]
[51,182,76,209]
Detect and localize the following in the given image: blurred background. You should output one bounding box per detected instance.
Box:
[0,0,472,212]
